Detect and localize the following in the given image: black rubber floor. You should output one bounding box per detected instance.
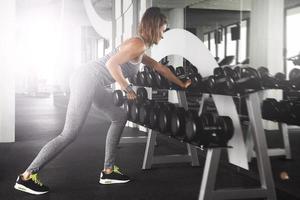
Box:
[0,95,299,200]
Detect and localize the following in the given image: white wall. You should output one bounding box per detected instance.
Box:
[249,0,284,130]
[165,8,184,67]
[0,0,16,142]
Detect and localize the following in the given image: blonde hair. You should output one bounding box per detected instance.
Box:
[138,7,167,46]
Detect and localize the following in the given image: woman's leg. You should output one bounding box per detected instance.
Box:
[93,87,128,171]
[24,69,97,175]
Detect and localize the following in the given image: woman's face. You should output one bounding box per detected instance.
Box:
[156,24,167,44]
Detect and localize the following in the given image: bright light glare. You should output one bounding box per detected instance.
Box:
[16,8,63,92]
[286,7,300,75]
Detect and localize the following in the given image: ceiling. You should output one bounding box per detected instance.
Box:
[152,0,251,11]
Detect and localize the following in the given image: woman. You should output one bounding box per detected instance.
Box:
[14,7,191,195]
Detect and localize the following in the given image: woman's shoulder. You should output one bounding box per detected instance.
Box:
[120,37,147,51]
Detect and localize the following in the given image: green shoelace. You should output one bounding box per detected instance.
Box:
[113,165,123,175]
[30,174,43,186]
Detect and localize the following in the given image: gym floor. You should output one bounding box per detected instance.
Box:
[1,95,300,200]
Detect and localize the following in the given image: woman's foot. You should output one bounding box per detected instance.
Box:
[99,166,130,184]
[14,173,49,195]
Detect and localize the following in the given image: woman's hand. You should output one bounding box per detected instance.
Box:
[181,79,192,89]
[126,90,137,101]
[123,84,137,100]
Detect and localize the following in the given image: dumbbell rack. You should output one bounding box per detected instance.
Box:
[246,121,291,161]
[142,87,200,169]
[245,89,292,160]
[119,86,200,168]
[198,91,276,200]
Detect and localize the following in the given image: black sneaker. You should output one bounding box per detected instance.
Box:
[14,174,49,195]
[99,166,130,184]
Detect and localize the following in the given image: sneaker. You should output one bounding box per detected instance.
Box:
[99,166,130,184]
[14,174,49,195]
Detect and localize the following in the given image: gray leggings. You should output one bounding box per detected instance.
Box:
[26,67,127,173]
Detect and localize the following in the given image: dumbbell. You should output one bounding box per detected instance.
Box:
[289,68,300,90]
[185,112,234,147]
[112,87,148,107]
[158,103,176,134]
[261,98,281,121]
[257,66,288,89]
[233,66,263,92]
[148,102,166,130]
[170,107,188,138]
[154,65,185,89]
[277,100,300,125]
[274,72,294,90]
[262,98,300,125]
[138,100,155,127]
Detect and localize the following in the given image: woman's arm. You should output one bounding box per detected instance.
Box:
[142,54,191,89]
[106,38,145,98]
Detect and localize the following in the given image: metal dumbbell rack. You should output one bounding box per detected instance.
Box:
[142,87,200,169]
[246,122,291,161]
[198,91,276,200]
[120,86,200,168]
[245,90,292,161]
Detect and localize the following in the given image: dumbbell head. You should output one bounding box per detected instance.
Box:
[170,107,186,138]
[145,71,157,88]
[137,71,147,86]
[123,101,132,120]
[274,72,286,80]
[149,102,164,130]
[257,66,269,77]
[223,66,240,81]
[158,103,176,134]
[154,72,169,89]
[138,100,154,126]
[289,68,300,89]
[184,110,200,142]
[261,98,280,121]
[185,112,218,145]
[113,87,148,107]
[175,66,185,77]
[189,65,198,75]
[209,116,234,146]
[128,74,138,85]
[113,90,125,106]
[189,73,202,89]
[213,67,224,77]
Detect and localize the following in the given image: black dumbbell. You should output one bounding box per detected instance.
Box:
[138,100,156,127]
[277,100,300,125]
[158,103,176,134]
[233,67,263,92]
[185,112,218,145]
[261,98,280,121]
[207,74,235,94]
[136,71,148,86]
[145,69,158,88]
[149,102,165,130]
[274,72,294,90]
[112,87,148,107]
[257,66,286,89]
[170,107,187,138]
[289,68,300,90]
[185,112,234,147]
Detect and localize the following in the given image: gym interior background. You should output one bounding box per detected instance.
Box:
[1,0,300,199]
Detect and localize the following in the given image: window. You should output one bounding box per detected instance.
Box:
[226,24,237,64]
[238,20,248,63]
[209,32,216,57]
[204,34,209,49]
[286,6,300,76]
[123,0,133,39]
